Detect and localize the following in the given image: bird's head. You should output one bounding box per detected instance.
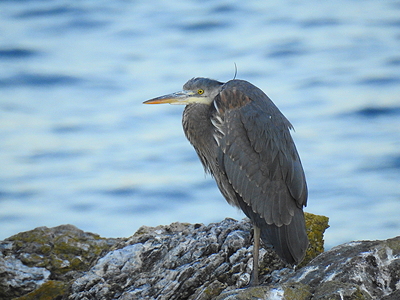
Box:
[143,77,223,105]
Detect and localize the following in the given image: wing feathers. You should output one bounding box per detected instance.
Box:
[212,80,308,264]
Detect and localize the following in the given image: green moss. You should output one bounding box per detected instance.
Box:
[14,280,68,300]
[313,281,373,300]
[283,282,312,300]
[259,213,329,273]
[70,257,84,269]
[215,286,271,300]
[237,286,268,299]
[203,280,226,298]
[300,212,329,267]
[7,225,120,280]
[352,288,373,300]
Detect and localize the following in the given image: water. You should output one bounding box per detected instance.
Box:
[1,0,399,249]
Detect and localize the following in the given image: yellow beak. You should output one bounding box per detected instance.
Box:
[143,91,193,105]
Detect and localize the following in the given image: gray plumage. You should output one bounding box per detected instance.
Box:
[144,77,309,266]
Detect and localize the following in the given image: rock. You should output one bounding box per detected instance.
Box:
[0,224,120,299]
[0,242,51,299]
[15,280,69,300]
[66,214,327,299]
[220,236,400,300]
[1,214,399,300]
[68,219,257,300]
[300,212,329,267]
[284,236,400,299]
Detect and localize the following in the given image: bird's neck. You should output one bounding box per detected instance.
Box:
[182,103,217,173]
[182,103,213,146]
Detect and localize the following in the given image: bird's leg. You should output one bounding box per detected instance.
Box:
[251,225,260,286]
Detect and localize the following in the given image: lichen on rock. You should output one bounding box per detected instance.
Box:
[68,218,257,300]
[6,224,120,280]
[301,212,329,267]
[0,224,120,299]
[284,236,400,299]
[2,213,399,300]
[14,280,69,300]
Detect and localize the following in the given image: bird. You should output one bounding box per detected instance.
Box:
[143,77,309,285]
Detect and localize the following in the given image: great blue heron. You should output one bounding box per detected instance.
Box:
[143,78,308,285]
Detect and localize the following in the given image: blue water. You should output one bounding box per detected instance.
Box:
[1,1,400,249]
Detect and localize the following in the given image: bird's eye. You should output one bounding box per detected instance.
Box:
[197,89,204,95]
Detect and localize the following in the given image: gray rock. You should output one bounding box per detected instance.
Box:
[0,241,50,298]
[68,219,267,300]
[219,237,400,300]
[0,224,120,299]
[285,237,400,299]
[1,218,399,300]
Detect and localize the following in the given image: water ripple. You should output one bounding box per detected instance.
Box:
[361,155,400,172]
[266,40,308,58]
[0,73,82,88]
[181,21,229,32]
[357,76,400,86]
[344,106,400,118]
[300,18,341,28]
[0,48,39,59]
[0,190,37,200]
[102,187,140,198]
[386,57,400,66]
[26,150,87,163]
[15,6,85,19]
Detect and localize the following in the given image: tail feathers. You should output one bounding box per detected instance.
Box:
[237,195,308,265]
[259,209,308,265]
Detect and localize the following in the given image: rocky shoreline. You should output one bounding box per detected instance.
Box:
[1,213,399,300]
